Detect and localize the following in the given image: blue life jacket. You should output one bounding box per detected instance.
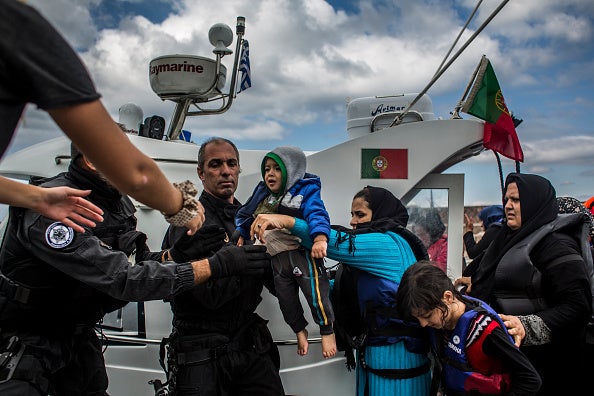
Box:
[358,271,429,354]
[442,296,514,395]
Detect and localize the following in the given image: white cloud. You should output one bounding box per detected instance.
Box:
[10,0,594,180]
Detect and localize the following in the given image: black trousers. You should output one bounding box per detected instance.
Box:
[175,348,284,396]
[0,329,108,395]
[272,249,334,335]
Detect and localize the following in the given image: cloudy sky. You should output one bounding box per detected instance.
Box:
[9,0,594,205]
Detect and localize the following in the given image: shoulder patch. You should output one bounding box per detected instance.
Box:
[45,222,74,249]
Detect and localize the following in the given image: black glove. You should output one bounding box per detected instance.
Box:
[169,225,227,262]
[209,245,271,278]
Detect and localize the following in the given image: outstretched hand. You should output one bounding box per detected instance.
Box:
[35,187,104,233]
[464,214,474,233]
[250,214,295,243]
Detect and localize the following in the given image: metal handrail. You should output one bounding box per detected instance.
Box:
[99,332,323,346]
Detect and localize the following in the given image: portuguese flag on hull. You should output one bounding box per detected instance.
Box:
[461,55,523,162]
[361,148,408,179]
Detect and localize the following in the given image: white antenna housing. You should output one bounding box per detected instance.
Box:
[118,103,143,132]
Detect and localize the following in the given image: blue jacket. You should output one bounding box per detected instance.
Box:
[235,174,330,241]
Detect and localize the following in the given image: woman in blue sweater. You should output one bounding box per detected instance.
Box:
[251,186,432,396]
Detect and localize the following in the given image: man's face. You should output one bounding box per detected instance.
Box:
[198,142,240,203]
[504,182,522,230]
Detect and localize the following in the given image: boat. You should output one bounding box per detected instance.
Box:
[0,10,501,396]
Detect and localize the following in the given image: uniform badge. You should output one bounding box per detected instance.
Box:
[45,222,74,249]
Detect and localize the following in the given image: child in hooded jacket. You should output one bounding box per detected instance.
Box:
[235,146,336,358]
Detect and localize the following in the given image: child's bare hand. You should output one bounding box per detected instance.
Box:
[311,239,327,259]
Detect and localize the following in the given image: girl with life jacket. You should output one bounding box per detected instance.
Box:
[251,186,432,396]
[396,261,542,396]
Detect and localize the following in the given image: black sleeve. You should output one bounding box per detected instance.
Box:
[462,251,483,277]
[262,266,277,296]
[1,0,100,110]
[21,211,194,301]
[464,226,500,259]
[530,233,592,333]
[463,230,478,257]
[482,327,542,395]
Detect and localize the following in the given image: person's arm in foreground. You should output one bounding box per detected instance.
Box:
[49,101,203,234]
[252,213,416,281]
[22,209,270,300]
[0,176,103,233]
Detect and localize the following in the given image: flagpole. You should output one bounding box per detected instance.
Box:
[451,55,485,119]
[389,0,510,127]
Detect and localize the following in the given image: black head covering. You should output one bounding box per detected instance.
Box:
[470,173,558,301]
[351,185,409,234]
[331,186,428,260]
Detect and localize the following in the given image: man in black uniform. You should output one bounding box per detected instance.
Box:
[0,146,270,395]
[161,137,285,395]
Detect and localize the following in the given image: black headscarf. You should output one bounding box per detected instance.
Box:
[470,173,558,301]
[330,186,408,251]
[333,185,409,234]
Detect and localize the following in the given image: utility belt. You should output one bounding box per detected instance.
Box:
[169,333,234,366]
[153,315,278,396]
[168,318,274,366]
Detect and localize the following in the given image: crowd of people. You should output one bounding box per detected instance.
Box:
[1,1,593,395]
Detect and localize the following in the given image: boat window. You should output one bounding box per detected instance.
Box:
[402,174,465,279]
[407,189,450,270]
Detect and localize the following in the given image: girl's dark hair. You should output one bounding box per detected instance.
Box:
[396,261,464,323]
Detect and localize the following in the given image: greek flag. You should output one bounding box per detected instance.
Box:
[238,40,251,93]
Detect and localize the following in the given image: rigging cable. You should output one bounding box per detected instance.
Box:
[389,0,510,127]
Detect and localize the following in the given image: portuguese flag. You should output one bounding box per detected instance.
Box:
[361,148,408,179]
[461,55,524,162]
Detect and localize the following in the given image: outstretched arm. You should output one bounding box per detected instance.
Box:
[0,177,103,233]
[253,213,416,282]
[49,100,203,235]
